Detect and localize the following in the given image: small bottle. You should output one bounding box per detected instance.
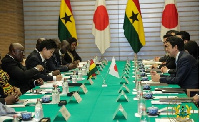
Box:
[140,107,150,122]
[82,64,87,76]
[52,85,60,104]
[137,81,143,99]
[12,114,19,122]
[72,71,77,83]
[138,98,145,115]
[35,98,44,122]
[78,67,82,79]
[62,78,69,94]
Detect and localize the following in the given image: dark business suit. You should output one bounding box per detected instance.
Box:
[46,52,69,72]
[25,52,53,81]
[159,56,176,69]
[160,51,199,89]
[63,50,82,64]
[0,85,5,104]
[1,55,38,94]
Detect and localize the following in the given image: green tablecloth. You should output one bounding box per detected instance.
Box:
[7,61,199,122]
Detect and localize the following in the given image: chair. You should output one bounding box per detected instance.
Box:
[186,89,199,97]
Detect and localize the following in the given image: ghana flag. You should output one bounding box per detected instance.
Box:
[58,0,77,41]
[87,59,98,80]
[123,0,145,53]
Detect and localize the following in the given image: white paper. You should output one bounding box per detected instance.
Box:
[155,118,194,122]
[151,100,181,105]
[40,81,63,88]
[6,104,25,108]
[152,91,178,94]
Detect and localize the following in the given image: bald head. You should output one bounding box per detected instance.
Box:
[9,43,24,52]
[9,43,24,62]
[61,40,70,53]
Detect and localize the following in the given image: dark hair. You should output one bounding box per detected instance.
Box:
[184,41,199,59]
[163,34,173,39]
[36,38,45,51]
[166,36,184,51]
[176,31,190,41]
[38,39,57,52]
[166,30,179,35]
[67,37,77,45]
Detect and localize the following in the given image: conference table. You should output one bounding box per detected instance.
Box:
[4,61,199,122]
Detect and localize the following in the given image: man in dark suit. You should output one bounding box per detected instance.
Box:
[151,36,199,89]
[26,39,62,81]
[46,39,77,72]
[1,43,44,94]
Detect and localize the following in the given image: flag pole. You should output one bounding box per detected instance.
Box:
[102,68,110,87]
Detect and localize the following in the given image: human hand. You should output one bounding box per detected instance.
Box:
[193,94,199,103]
[68,63,77,70]
[56,75,62,81]
[36,78,44,85]
[35,65,44,71]
[52,70,60,76]
[151,64,158,69]
[154,57,160,62]
[13,87,22,96]
[150,71,157,76]
[161,66,168,73]
[151,74,160,82]
[5,95,19,105]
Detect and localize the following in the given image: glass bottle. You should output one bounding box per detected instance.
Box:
[137,81,143,99]
[12,114,19,122]
[62,78,69,94]
[140,107,150,122]
[35,98,44,122]
[52,85,60,104]
[138,98,146,116]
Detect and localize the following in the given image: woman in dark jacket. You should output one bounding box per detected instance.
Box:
[63,37,82,64]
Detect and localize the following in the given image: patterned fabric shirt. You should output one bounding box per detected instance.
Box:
[0,69,14,96]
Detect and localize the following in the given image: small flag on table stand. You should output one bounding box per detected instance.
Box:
[87,59,98,85]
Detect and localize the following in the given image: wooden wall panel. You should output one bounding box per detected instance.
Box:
[23,0,199,61]
[0,0,24,57]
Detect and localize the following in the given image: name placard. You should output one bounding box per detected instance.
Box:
[59,106,71,121]
[113,104,128,120]
[120,76,129,84]
[116,90,129,102]
[118,83,130,93]
[88,78,94,85]
[72,92,82,103]
[80,84,88,94]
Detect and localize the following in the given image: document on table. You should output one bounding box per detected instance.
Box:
[40,81,63,88]
[155,118,194,122]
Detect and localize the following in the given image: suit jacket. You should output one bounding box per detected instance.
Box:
[159,57,176,69]
[46,53,69,72]
[160,51,199,89]
[0,85,5,104]
[1,55,38,94]
[25,51,53,81]
[63,50,82,64]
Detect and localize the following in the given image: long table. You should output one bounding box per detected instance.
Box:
[4,61,199,122]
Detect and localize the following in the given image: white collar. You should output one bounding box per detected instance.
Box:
[35,48,39,52]
[59,50,62,55]
[7,54,14,60]
[39,52,45,62]
[175,51,180,63]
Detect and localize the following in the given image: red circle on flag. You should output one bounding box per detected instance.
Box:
[93,5,109,31]
[162,4,178,29]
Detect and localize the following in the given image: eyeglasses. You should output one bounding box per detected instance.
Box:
[15,49,24,54]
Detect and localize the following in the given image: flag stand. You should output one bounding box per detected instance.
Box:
[102,68,110,87]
